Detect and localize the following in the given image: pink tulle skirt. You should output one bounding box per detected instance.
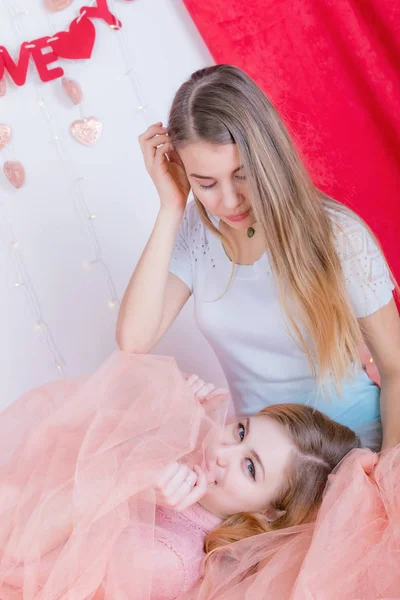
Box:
[0,352,225,599]
[0,351,399,599]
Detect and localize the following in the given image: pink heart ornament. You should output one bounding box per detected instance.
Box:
[44,0,73,11]
[4,161,25,189]
[62,77,83,105]
[0,124,11,150]
[71,117,103,146]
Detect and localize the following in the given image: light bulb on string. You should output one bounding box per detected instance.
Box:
[12,5,28,18]
[76,175,88,184]
[82,258,100,269]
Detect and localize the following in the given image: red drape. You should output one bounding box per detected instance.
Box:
[183,0,400,280]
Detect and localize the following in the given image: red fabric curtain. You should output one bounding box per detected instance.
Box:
[183,0,400,280]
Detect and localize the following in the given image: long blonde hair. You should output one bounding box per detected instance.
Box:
[204,403,360,558]
[168,64,395,389]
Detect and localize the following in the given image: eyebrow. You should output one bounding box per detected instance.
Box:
[246,417,265,482]
[190,165,244,180]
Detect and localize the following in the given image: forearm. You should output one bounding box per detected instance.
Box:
[379,373,400,451]
[116,207,183,353]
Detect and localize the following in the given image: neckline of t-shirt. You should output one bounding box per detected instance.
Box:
[208,211,269,270]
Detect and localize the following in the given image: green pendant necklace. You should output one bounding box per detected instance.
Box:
[247,226,255,238]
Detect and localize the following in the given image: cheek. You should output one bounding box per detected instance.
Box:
[222,469,270,512]
[219,478,258,514]
[221,467,248,502]
[196,190,221,214]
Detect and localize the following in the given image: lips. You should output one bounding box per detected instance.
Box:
[226,209,250,222]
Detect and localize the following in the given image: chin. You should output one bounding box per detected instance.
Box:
[222,216,253,231]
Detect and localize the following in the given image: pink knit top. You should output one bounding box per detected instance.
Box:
[152,503,222,599]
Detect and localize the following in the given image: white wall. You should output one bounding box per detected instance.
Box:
[0,0,227,410]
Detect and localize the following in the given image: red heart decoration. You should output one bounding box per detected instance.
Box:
[49,16,96,60]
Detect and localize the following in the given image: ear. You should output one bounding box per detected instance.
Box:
[168,147,184,167]
[256,508,286,523]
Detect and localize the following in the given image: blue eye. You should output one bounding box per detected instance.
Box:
[200,182,216,190]
[238,422,256,480]
[246,458,256,480]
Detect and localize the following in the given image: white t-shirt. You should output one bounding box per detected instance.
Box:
[170,201,394,417]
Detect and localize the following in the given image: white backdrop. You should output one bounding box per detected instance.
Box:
[0,0,227,410]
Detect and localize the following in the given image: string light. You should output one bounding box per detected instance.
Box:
[0,197,66,377]
[11,4,28,18]
[1,2,69,376]
[108,0,150,120]
[3,0,153,384]
[34,64,120,313]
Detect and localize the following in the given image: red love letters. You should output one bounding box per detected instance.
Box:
[0,0,121,88]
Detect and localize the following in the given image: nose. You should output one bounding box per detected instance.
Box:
[216,444,237,468]
[222,182,241,210]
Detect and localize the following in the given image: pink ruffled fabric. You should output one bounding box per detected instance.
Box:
[184,445,400,599]
[1,350,399,599]
[0,352,226,600]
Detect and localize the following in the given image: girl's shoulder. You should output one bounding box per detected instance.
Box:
[327,203,364,233]
[326,203,394,317]
[326,204,378,260]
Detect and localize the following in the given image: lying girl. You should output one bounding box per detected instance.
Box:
[0,353,398,599]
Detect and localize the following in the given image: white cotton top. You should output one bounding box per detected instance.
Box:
[169,201,394,418]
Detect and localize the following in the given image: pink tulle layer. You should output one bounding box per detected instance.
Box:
[0,351,398,599]
[0,352,225,599]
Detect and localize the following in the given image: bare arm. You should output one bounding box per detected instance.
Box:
[116,123,191,353]
[360,298,400,450]
[116,209,191,353]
